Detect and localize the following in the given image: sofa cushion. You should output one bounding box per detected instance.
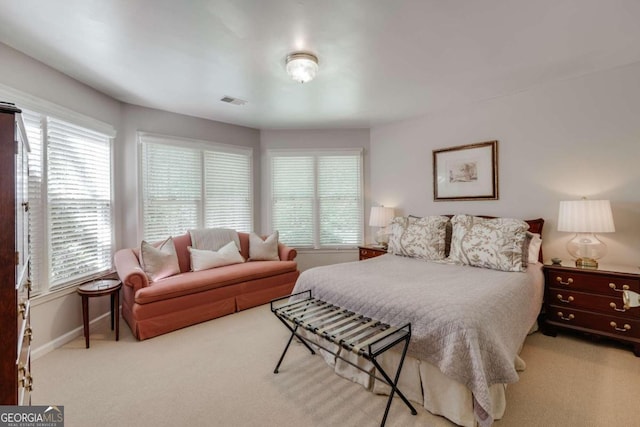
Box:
[249,231,280,261]
[188,241,245,271]
[135,260,298,305]
[140,237,180,282]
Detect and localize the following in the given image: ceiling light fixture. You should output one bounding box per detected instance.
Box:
[285,52,319,83]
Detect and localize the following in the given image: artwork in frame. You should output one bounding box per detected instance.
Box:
[433,140,498,201]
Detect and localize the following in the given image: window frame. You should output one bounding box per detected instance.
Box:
[138,132,254,242]
[267,148,364,250]
[0,83,118,296]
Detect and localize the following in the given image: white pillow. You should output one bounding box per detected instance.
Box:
[188,241,245,272]
[528,232,542,264]
[140,237,180,282]
[249,231,280,261]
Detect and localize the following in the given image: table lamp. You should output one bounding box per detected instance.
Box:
[557,199,615,268]
[369,206,395,248]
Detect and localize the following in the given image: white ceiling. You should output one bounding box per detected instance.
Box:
[1,0,640,130]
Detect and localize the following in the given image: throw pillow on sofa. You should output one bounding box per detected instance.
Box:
[140,237,181,282]
[249,231,280,261]
[188,241,245,271]
[188,228,240,252]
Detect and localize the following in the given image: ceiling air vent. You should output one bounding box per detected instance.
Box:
[220,96,247,106]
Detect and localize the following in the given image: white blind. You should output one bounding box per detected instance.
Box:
[47,117,113,287]
[140,134,253,241]
[204,150,252,232]
[318,155,362,246]
[272,156,315,246]
[142,142,201,241]
[270,150,363,248]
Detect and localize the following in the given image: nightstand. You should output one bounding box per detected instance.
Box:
[542,262,640,356]
[358,245,387,260]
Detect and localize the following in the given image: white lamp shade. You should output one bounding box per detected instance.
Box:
[369,206,395,227]
[557,199,615,233]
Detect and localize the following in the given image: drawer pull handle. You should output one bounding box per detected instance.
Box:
[18,302,27,319]
[609,321,631,332]
[556,294,574,303]
[557,311,574,321]
[609,302,626,312]
[609,283,630,292]
[556,277,573,286]
[24,327,32,342]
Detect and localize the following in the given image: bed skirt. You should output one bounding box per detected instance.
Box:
[300,329,526,426]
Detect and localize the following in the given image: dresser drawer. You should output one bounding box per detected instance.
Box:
[547,268,640,296]
[548,288,640,317]
[359,247,386,260]
[547,305,640,340]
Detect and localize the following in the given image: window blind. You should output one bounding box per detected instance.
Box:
[46,118,113,287]
[142,142,202,242]
[204,150,252,232]
[140,133,253,241]
[270,150,363,248]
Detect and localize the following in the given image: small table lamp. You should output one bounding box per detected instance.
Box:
[369,206,395,248]
[557,199,615,268]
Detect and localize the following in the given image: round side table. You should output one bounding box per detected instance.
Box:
[77,279,122,348]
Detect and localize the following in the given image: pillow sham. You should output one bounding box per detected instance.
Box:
[249,231,280,261]
[188,241,245,272]
[140,237,181,282]
[527,232,542,264]
[387,215,449,261]
[448,214,530,272]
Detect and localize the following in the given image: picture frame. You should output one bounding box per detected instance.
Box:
[433,140,498,201]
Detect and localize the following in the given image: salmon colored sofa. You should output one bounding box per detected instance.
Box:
[113,232,299,340]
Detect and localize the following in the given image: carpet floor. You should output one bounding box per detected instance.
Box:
[32,304,640,426]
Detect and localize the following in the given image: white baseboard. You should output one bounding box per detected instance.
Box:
[31,311,112,360]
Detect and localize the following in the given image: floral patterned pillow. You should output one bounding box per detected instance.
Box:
[388,216,449,260]
[449,214,530,272]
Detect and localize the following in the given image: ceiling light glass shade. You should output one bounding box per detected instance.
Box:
[558,199,615,268]
[286,52,318,83]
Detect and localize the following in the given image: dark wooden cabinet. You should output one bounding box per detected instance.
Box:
[358,245,387,260]
[0,102,32,405]
[543,263,640,356]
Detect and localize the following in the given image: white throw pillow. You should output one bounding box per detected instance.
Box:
[188,241,245,272]
[140,237,181,282]
[249,231,280,261]
[528,232,542,264]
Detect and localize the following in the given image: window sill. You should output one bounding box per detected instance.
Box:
[295,247,359,254]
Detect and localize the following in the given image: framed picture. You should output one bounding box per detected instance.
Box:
[433,140,498,201]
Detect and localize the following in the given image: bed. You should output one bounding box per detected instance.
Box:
[291,214,544,427]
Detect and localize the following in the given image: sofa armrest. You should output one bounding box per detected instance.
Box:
[278,243,297,261]
[113,248,149,294]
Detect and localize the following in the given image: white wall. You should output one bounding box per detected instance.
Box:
[370,63,640,267]
[260,129,370,269]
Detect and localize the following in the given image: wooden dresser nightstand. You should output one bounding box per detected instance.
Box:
[358,245,387,260]
[542,262,640,356]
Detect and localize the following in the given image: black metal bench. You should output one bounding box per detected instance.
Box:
[271,290,417,426]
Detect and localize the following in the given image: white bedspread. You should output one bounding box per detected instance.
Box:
[292,254,544,426]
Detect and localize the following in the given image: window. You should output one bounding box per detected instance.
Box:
[23,110,114,294]
[269,149,363,248]
[140,133,253,242]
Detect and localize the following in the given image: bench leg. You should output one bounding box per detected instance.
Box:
[273,319,316,374]
[370,335,417,426]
